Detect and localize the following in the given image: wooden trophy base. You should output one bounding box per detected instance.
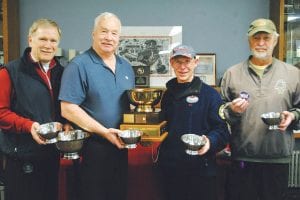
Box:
[120,121,167,142]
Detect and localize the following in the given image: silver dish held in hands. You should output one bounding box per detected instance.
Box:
[261,112,282,130]
[37,122,63,144]
[118,130,143,149]
[181,134,206,155]
[55,130,89,159]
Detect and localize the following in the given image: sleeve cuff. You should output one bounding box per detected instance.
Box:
[23,121,34,134]
[290,108,300,122]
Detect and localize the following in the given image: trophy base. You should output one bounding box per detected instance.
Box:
[120,121,167,138]
[123,111,162,124]
[268,125,279,130]
[125,144,138,149]
[62,152,80,160]
[185,149,199,155]
[45,138,58,144]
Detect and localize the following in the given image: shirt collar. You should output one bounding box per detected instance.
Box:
[88,47,123,66]
[27,50,57,70]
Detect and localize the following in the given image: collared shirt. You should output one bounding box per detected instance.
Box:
[59,47,135,129]
[221,57,300,163]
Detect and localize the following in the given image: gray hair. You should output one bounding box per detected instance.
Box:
[93,12,121,31]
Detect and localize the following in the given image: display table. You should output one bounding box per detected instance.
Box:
[58,159,80,200]
[58,142,165,200]
[127,142,164,200]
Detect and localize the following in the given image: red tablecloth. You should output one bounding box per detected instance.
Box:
[127,142,164,200]
[58,143,164,200]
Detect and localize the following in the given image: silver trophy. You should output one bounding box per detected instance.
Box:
[55,130,89,159]
[181,134,206,155]
[37,122,62,144]
[261,112,282,130]
[118,129,143,149]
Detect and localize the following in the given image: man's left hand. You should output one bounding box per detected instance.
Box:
[198,135,210,155]
[278,111,295,132]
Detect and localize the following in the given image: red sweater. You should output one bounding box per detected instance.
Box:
[0,58,56,134]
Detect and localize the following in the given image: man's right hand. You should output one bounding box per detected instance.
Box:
[104,128,125,149]
[30,122,46,145]
[230,98,249,114]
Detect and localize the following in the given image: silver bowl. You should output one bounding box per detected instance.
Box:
[127,88,163,112]
[38,122,62,144]
[261,112,282,130]
[181,134,206,155]
[55,130,89,159]
[118,130,143,149]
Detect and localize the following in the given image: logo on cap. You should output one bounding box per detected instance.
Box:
[248,18,277,36]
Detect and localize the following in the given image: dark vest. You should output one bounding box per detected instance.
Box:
[0,48,64,159]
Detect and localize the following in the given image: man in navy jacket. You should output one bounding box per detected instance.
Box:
[157,45,230,200]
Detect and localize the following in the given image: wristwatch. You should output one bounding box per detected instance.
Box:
[218,103,230,120]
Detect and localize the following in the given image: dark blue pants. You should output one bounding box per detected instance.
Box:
[226,161,289,200]
[79,138,128,200]
[4,152,60,200]
[158,165,217,200]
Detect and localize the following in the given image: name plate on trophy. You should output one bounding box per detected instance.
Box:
[120,121,167,137]
[123,111,161,124]
[133,65,150,87]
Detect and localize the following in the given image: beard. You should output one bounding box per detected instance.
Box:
[251,51,269,59]
[251,46,274,60]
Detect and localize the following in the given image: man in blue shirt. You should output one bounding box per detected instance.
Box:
[59,12,135,200]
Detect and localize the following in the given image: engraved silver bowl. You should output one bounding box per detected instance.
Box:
[37,122,62,144]
[118,130,143,149]
[55,130,89,159]
[181,134,206,155]
[261,112,282,130]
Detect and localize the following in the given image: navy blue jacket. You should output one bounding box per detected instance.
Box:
[158,77,230,175]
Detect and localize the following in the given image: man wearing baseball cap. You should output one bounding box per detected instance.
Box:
[157,44,230,200]
[220,18,300,200]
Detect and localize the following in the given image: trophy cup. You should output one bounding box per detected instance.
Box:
[120,88,167,142]
[55,130,90,159]
[261,112,282,130]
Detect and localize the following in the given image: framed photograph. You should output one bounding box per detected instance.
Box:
[118,26,182,87]
[195,53,216,86]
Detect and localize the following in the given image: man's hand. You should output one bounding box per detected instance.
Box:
[278,111,295,132]
[104,128,125,149]
[230,98,249,114]
[30,122,46,145]
[63,123,73,131]
[198,135,210,156]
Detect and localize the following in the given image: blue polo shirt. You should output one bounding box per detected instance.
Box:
[59,48,135,129]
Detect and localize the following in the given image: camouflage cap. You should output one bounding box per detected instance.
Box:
[248,18,277,36]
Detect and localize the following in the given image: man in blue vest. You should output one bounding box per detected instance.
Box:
[0,19,65,200]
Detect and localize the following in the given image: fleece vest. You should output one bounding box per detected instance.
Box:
[0,48,63,159]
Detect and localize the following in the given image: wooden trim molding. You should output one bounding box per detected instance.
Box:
[269,0,285,61]
[2,0,20,63]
